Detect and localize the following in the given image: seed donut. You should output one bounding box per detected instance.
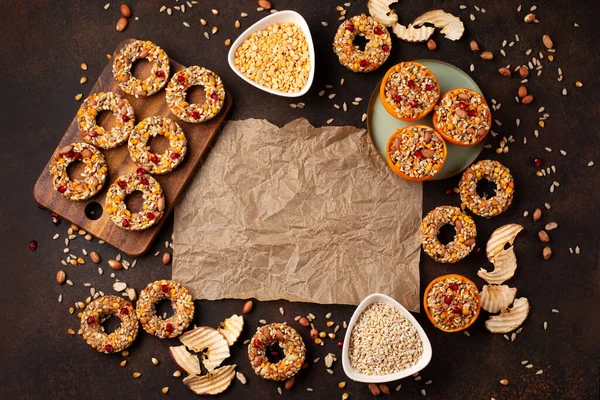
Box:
[80,295,139,354]
[128,116,187,175]
[49,142,108,201]
[433,88,492,146]
[248,323,306,381]
[459,159,514,218]
[105,172,165,230]
[136,280,194,339]
[166,66,225,123]
[77,92,136,149]
[112,39,170,97]
[420,205,477,263]
[380,61,441,121]
[333,14,392,73]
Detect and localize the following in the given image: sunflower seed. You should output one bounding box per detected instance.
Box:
[328,93,336,99]
[279,307,285,315]
[259,319,267,324]
[327,118,334,124]
[536,369,544,375]
[361,113,367,122]
[587,161,594,167]
[277,387,282,395]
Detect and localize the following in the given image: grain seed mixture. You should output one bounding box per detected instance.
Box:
[248,323,306,381]
[333,14,392,73]
[77,92,135,149]
[166,66,225,123]
[105,172,165,230]
[425,276,480,331]
[459,159,514,217]
[112,39,170,97]
[348,302,423,376]
[420,205,477,263]
[49,142,107,201]
[128,116,187,174]
[433,88,491,145]
[136,280,194,339]
[80,295,139,354]
[233,22,311,93]
[387,125,445,180]
[381,61,440,121]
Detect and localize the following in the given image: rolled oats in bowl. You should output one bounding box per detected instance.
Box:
[348,302,423,376]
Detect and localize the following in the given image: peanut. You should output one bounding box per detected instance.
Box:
[518,86,527,98]
[298,317,310,327]
[469,40,479,52]
[120,4,132,18]
[368,383,381,396]
[480,51,493,60]
[533,208,542,221]
[242,300,253,314]
[162,252,171,265]
[258,0,272,9]
[427,39,437,51]
[524,13,535,23]
[498,67,511,77]
[519,66,529,78]
[116,17,128,32]
[542,246,552,260]
[56,270,66,285]
[538,230,550,243]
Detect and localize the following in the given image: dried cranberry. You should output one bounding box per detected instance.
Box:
[64,151,74,158]
[177,74,186,83]
[146,212,155,220]
[445,189,454,195]
[374,27,383,35]
[122,218,130,228]
[271,351,279,357]
[360,59,369,68]
[150,154,159,163]
[468,109,478,117]
[337,341,344,348]
[72,152,82,160]
[51,215,61,225]
[87,316,96,324]
[51,212,58,217]
[119,307,129,315]
[452,306,461,313]
[88,130,97,137]
[189,111,201,120]
[254,338,262,347]
[407,80,416,89]
[162,284,170,293]
[117,180,127,188]
[166,323,174,332]
[155,70,166,78]
[534,158,542,167]
[58,186,67,193]
[345,24,354,32]
[170,152,180,159]
[458,102,467,110]
[408,100,418,108]
[122,115,130,123]
[38,205,47,210]
[425,83,434,91]
[136,168,144,176]
[414,150,423,159]
[140,177,149,185]
[29,240,37,251]
[475,247,481,253]
[444,295,453,304]
[210,93,219,101]
[393,94,401,103]
[382,44,389,52]
[449,283,458,291]
[104,344,113,353]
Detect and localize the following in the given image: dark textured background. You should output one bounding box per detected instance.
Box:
[1,0,598,399]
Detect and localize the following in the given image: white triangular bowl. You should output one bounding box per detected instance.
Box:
[227,10,315,97]
[341,293,433,383]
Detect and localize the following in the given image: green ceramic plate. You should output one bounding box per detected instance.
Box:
[367,59,486,181]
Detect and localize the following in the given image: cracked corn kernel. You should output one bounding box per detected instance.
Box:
[173,370,182,377]
[162,387,169,394]
[133,372,141,378]
[342,394,349,400]
[152,357,159,365]
[120,360,127,367]
[338,382,346,389]
[200,18,207,26]
[81,63,88,70]
[235,20,241,28]
[500,379,509,385]
[225,39,231,47]
[319,331,327,338]
[75,94,83,101]
[575,81,583,87]
[314,338,322,345]
[68,328,75,335]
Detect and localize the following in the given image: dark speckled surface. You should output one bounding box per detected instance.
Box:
[0,0,598,399]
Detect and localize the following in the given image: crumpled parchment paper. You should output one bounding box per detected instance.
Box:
[173,118,422,311]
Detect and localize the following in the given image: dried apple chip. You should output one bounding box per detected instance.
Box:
[392,23,435,43]
[179,326,230,372]
[486,224,524,262]
[478,247,518,285]
[169,345,201,376]
[412,10,465,41]
[218,315,244,347]
[183,365,236,395]
[368,0,399,27]
[485,297,530,333]
[480,285,518,314]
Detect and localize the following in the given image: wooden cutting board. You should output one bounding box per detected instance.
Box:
[34,39,232,256]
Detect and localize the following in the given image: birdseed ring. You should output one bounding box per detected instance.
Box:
[105,172,165,230]
[49,142,108,201]
[333,14,392,73]
[136,280,194,339]
[459,159,514,218]
[433,88,492,146]
[80,295,139,354]
[128,116,187,174]
[166,66,225,123]
[420,205,477,263]
[112,39,170,97]
[380,61,441,121]
[248,323,306,381]
[77,92,136,149]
